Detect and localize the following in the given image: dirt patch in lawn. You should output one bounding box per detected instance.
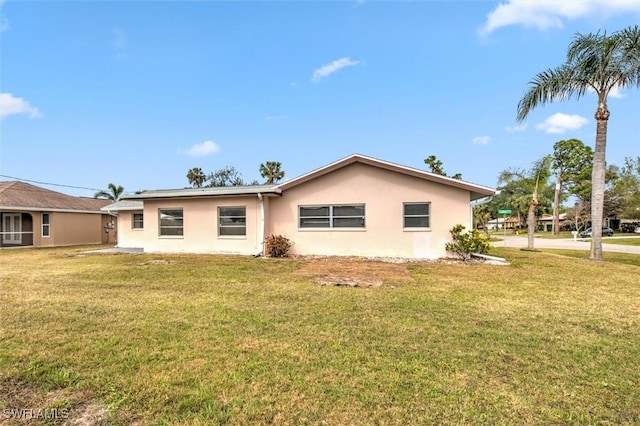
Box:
[296,257,414,287]
[0,376,127,426]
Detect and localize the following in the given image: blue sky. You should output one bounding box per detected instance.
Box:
[1,0,639,197]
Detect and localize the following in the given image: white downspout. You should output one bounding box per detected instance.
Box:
[257,193,265,256]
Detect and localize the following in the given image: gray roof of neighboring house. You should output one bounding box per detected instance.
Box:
[0,181,111,212]
[101,200,144,212]
[122,185,281,200]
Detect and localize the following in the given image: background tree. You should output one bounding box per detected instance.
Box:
[94,183,124,201]
[206,166,245,187]
[516,25,640,260]
[259,161,285,184]
[496,157,552,250]
[551,139,593,235]
[424,155,462,180]
[186,167,207,188]
[609,156,640,219]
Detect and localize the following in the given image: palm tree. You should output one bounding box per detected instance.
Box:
[94,183,124,201]
[516,25,640,260]
[186,167,207,188]
[498,157,552,251]
[259,161,285,184]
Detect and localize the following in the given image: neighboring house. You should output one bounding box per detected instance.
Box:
[108,154,495,259]
[537,213,568,232]
[486,217,506,230]
[0,181,116,248]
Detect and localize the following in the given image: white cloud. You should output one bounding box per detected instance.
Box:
[0,93,41,120]
[311,57,360,82]
[111,27,127,50]
[265,115,286,121]
[472,135,491,145]
[588,84,625,99]
[184,140,220,157]
[480,1,640,35]
[505,123,528,132]
[0,17,9,32]
[536,113,588,134]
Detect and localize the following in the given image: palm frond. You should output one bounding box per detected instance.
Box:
[516,65,582,122]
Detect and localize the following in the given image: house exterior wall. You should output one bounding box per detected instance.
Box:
[268,163,472,259]
[25,211,109,247]
[141,196,264,255]
[116,211,145,248]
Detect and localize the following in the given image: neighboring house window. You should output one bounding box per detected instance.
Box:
[219,206,246,236]
[299,204,365,229]
[132,212,144,229]
[42,213,50,237]
[159,209,183,236]
[404,203,430,228]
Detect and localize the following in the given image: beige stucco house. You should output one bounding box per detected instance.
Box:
[107,155,495,259]
[0,181,116,248]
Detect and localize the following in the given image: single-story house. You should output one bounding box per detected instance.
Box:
[0,181,116,248]
[106,154,495,259]
[537,213,568,232]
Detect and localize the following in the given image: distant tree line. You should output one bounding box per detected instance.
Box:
[186,161,285,188]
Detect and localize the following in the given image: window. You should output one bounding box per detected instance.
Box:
[132,212,144,229]
[219,206,246,236]
[42,213,50,237]
[299,204,365,229]
[404,203,430,228]
[159,209,183,236]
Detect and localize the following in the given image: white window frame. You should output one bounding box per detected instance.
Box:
[403,202,431,230]
[158,208,183,237]
[132,212,144,230]
[218,206,247,238]
[299,204,366,230]
[42,213,51,238]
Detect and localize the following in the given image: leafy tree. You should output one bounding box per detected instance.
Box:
[94,183,124,201]
[186,167,207,188]
[259,161,285,184]
[609,156,640,219]
[207,166,245,187]
[551,139,593,234]
[424,155,462,180]
[516,25,640,260]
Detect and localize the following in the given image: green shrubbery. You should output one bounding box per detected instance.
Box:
[445,224,491,261]
[264,234,294,257]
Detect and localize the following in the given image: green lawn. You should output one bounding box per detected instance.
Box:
[603,237,640,246]
[1,246,639,425]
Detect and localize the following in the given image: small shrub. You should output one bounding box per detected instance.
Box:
[264,235,294,258]
[445,224,491,261]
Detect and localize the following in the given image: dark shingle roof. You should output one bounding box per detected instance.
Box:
[0,181,111,212]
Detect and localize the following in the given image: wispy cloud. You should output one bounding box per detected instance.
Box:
[480,0,640,35]
[111,27,128,58]
[311,57,360,82]
[0,17,9,33]
[265,115,286,121]
[184,140,220,157]
[0,93,41,120]
[536,113,588,134]
[505,123,528,132]
[472,135,491,146]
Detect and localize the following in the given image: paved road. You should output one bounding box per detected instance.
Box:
[497,235,640,254]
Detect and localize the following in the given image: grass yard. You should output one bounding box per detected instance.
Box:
[1,246,639,425]
[603,237,640,246]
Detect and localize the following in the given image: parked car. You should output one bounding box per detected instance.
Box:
[579,227,614,238]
